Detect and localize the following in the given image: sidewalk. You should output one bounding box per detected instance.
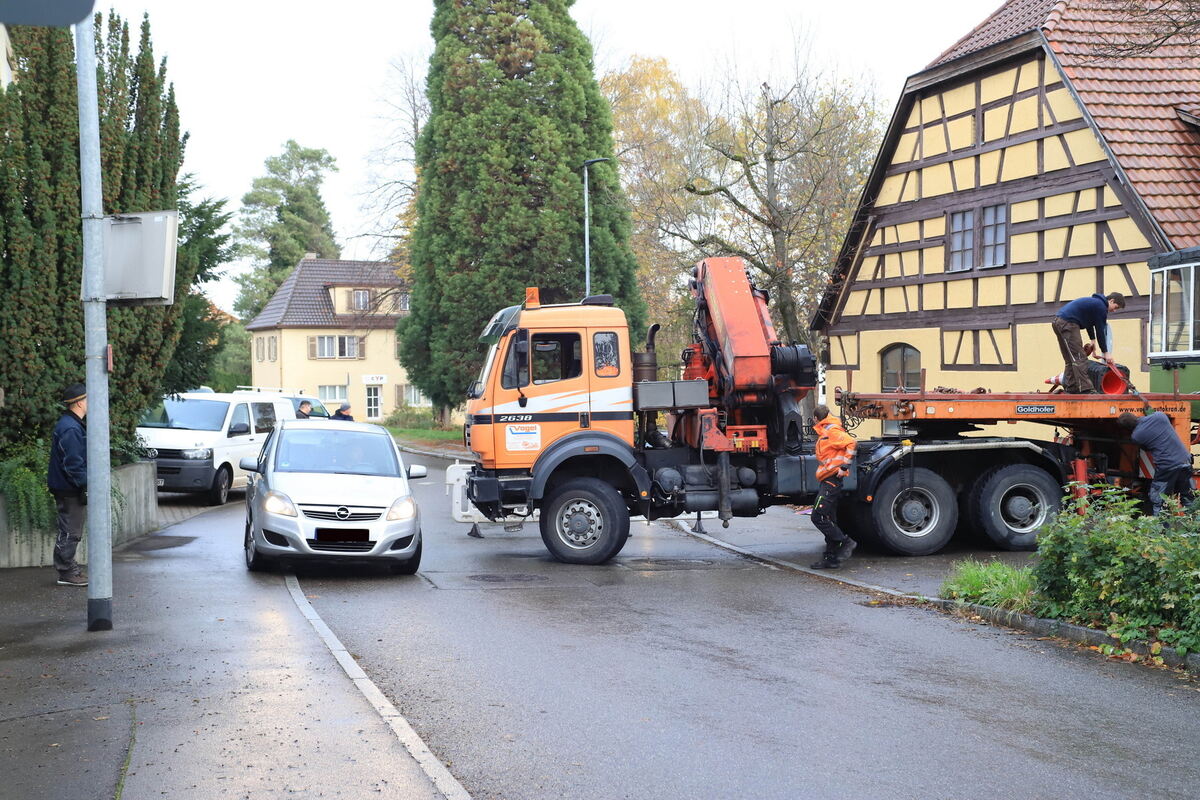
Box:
[0,504,444,800]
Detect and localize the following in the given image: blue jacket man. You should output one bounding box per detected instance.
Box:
[47,383,89,586]
[1052,292,1125,393]
[1118,411,1194,515]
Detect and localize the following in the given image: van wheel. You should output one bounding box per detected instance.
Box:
[970,465,1061,551]
[540,478,629,564]
[390,539,422,575]
[870,467,957,555]
[209,466,232,506]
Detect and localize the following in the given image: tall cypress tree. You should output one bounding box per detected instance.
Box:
[400,0,645,411]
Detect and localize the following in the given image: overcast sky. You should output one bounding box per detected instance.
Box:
[101,0,1005,313]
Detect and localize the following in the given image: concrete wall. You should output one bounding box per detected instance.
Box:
[0,461,159,569]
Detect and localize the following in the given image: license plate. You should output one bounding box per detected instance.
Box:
[156,479,164,487]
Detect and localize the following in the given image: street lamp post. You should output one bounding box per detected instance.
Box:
[580,157,609,297]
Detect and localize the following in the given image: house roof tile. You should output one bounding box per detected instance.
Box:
[245,258,407,331]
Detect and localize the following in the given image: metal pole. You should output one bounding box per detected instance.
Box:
[582,163,591,298]
[75,19,113,632]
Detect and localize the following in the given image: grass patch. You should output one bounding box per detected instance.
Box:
[941,559,1037,614]
[388,427,463,443]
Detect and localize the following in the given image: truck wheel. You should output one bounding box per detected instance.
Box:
[870,467,957,555]
[209,466,232,506]
[540,478,630,564]
[970,465,1061,551]
[837,501,878,547]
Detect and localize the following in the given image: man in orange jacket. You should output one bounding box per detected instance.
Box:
[810,405,858,569]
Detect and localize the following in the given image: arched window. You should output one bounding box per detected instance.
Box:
[881,344,921,393]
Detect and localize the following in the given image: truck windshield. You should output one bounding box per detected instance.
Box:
[470,344,498,397]
[139,399,230,431]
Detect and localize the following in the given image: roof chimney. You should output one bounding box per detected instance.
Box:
[304,252,317,260]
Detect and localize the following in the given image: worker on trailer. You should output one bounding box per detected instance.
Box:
[1117,411,1195,515]
[809,405,858,570]
[1051,292,1125,393]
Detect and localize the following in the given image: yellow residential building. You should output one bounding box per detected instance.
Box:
[245,257,428,421]
[812,0,1200,438]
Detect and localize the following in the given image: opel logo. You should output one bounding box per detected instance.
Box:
[335,506,351,520]
[146,448,159,459]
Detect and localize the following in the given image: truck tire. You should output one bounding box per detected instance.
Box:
[837,500,879,548]
[540,478,630,564]
[870,467,957,556]
[970,464,1061,551]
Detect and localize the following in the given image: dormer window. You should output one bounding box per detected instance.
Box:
[353,289,371,311]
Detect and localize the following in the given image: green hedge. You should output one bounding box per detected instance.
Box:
[1033,486,1200,654]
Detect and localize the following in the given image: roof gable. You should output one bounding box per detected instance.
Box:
[246,258,407,331]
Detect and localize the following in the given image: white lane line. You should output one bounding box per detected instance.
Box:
[670,521,911,598]
[284,574,472,800]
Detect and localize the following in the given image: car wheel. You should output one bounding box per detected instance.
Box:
[244,515,270,572]
[869,467,957,556]
[209,466,232,506]
[539,478,629,565]
[390,539,422,575]
[970,464,1061,551]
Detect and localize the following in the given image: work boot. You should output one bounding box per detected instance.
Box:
[56,570,88,587]
[810,538,856,570]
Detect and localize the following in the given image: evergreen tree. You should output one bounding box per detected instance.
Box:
[399,0,645,411]
[233,140,339,321]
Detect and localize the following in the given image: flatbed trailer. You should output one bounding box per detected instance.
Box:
[831,384,1196,554]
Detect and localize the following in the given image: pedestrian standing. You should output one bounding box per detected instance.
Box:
[1052,292,1125,393]
[1118,411,1195,515]
[47,383,89,586]
[809,405,858,570]
[331,403,355,421]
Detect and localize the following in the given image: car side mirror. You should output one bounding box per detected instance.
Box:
[228,422,251,437]
[239,457,259,472]
[406,464,427,480]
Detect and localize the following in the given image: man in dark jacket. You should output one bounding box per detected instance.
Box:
[331,403,354,421]
[1118,411,1195,515]
[1052,292,1125,393]
[47,383,89,586]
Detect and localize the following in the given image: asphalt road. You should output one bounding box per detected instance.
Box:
[289,461,1200,800]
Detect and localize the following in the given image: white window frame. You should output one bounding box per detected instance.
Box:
[404,384,432,407]
[353,289,370,311]
[268,336,277,362]
[338,335,358,358]
[1149,261,1199,359]
[316,335,336,359]
[318,384,348,403]
[256,336,265,362]
[399,293,410,311]
[365,384,382,419]
[947,210,974,272]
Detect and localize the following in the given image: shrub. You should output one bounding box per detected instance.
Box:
[1033,485,1200,655]
[384,404,452,431]
[0,441,55,532]
[941,559,1037,613]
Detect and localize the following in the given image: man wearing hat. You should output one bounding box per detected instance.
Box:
[331,402,355,421]
[47,382,89,586]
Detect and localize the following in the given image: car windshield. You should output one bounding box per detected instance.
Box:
[274,430,401,477]
[139,398,230,431]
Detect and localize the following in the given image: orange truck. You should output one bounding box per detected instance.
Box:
[463,257,1196,564]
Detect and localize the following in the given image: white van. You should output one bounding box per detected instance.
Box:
[138,392,302,505]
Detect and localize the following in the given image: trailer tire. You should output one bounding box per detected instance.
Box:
[970,464,1061,551]
[540,478,630,565]
[870,468,957,555]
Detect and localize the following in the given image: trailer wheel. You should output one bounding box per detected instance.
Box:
[870,468,957,555]
[540,478,630,564]
[970,465,1061,551]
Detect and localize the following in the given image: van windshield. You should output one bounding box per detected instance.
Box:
[139,399,230,431]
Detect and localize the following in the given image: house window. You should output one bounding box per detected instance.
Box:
[339,335,359,358]
[881,344,921,435]
[316,335,336,359]
[1149,263,1199,358]
[399,293,410,311]
[353,289,370,311]
[981,204,1007,268]
[318,385,348,403]
[256,336,265,362]
[404,384,431,407]
[948,211,974,271]
[366,385,382,419]
[313,335,361,359]
[268,336,277,362]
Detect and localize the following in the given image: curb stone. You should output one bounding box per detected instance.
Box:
[394,446,1200,677]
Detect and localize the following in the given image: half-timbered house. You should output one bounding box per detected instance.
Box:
[812,0,1200,435]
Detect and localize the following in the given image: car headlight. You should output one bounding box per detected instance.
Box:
[182,448,213,459]
[263,490,298,517]
[386,496,417,521]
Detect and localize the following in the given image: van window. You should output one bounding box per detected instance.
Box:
[229,404,250,437]
[140,398,230,431]
[252,402,277,434]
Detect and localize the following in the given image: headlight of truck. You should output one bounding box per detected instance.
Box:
[386,496,417,521]
[263,490,298,517]
[182,448,213,460]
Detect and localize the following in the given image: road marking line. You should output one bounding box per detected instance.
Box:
[284,574,472,800]
[670,521,912,599]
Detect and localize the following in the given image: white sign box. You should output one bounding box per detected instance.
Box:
[96,211,178,305]
[361,374,388,384]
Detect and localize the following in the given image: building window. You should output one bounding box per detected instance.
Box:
[268,336,277,362]
[981,204,1007,268]
[881,344,921,435]
[399,293,410,311]
[404,384,431,407]
[366,385,381,419]
[948,211,974,271]
[313,335,361,359]
[1149,262,1199,359]
[256,336,265,362]
[318,385,348,403]
[353,289,370,311]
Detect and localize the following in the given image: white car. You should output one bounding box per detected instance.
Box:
[240,420,426,573]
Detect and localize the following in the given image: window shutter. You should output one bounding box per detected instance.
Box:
[345,289,353,311]
[357,336,367,359]
[307,336,316,359]
[395,384,403,407]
